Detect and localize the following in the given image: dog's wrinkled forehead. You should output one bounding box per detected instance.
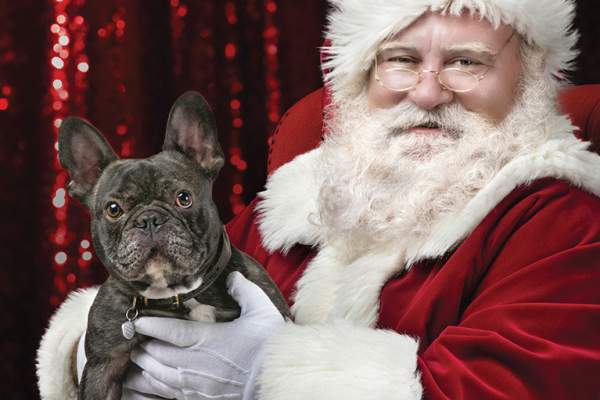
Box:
[92,151,203,208]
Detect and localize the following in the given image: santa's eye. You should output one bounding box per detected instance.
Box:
[105,202,124,220]
[387,56,416,65]
[176,191,193,208]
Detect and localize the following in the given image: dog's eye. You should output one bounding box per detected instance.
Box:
[176,191,193,209]
[105,202,124,220]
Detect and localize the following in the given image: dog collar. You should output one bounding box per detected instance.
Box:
[127,229,232,315]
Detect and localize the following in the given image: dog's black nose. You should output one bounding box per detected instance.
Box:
[134,211,168,234]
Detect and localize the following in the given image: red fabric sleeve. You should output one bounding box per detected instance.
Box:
[417,182,600,399]
[225,198,270,265]
[225,198,313,306]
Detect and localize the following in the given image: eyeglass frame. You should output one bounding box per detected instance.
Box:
[373,31,516,94]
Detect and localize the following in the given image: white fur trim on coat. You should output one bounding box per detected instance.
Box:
[36,287,98,400]
[257,320,422,400]
[323,0,579,101]
[257,148,325,254]
[292,244,406,327]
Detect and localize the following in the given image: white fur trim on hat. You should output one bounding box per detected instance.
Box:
[36,287,98,400]
[323,0,579,101]
[257,320,422,400]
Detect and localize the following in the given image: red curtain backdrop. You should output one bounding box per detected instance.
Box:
[0,1,597,398]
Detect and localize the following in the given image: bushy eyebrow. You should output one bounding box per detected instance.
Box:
[378,40,498,62]
[446,42,498,59]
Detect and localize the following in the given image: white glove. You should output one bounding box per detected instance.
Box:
[122,271,286,400]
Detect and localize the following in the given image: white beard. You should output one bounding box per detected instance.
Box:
[315,72,557,261]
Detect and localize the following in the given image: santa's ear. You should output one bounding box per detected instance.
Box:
[163,91,224,178]
[58,117,118,202]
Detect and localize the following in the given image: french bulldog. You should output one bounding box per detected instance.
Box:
[58,91,291,400]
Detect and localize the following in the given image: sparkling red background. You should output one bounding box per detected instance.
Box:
[0,1,597,398]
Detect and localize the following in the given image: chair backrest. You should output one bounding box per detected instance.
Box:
[557,84,600,153]
[267,84,600,175]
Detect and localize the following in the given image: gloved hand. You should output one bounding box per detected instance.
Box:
[121,271,286,400]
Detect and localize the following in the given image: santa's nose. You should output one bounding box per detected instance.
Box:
[407,70,454,111]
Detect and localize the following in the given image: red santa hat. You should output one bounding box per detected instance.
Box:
[322,0,580,101]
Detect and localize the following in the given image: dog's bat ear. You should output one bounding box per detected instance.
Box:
[58,117,118,202]
[163,91,224,178]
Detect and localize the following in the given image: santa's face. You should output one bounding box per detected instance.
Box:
[366,11,521,125]
[318,38,552,256]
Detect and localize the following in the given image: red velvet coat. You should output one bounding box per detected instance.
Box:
[227,176,600,399]
[213,85,600,400]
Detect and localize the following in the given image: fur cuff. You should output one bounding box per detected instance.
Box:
[257,147,324,254]
[257,320,422,400]
[36,287,98,400]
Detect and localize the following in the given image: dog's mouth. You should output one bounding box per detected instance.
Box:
[119,236,196,274]
[114,229,215,298]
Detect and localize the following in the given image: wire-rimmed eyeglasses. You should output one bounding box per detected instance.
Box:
[373,32,515,93]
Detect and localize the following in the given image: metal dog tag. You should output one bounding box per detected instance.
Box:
[121,320,136,340]
[122,298,139,340]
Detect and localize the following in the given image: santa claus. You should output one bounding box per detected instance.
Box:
[38,1,600,399]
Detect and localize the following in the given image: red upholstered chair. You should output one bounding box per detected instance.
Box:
[267,84,600,175]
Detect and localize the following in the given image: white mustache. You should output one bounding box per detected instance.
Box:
[374,102,482,138]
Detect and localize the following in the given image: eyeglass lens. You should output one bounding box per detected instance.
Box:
[379,67,480,92]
